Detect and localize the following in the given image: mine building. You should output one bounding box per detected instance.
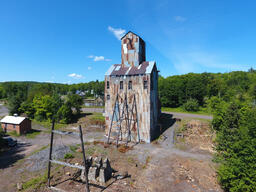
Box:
[0,115,31,135]
[104,31,160,143]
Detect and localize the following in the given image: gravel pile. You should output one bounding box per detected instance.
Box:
[22,145,71,172]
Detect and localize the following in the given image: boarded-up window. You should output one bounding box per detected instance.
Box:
[107,81,109,89]
[128,81,132,90]
[120,81,123,89]
[144,80,148,89]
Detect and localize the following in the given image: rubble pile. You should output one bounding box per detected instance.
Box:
[183,120,215,153]
[80,157,113,184]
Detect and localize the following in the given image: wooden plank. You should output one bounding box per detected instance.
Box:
[50,160,85,170]
[49,186,67,192]
[52,130,80,137]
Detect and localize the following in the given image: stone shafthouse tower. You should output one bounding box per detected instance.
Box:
[104,31,160,143]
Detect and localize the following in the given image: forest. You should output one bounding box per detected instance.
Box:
[0,69,256,191]
[0,81,104,123]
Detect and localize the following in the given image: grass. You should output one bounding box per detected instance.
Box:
[25,130,41,139]
[85,145,108,157]
[89,112,105,126]
[22,172,48,191]
[83,105,104,108]
[70,145,79,153]
[64,153,74,159]
[32,119,67,130]
[89,113,105,121]
[8,130,20,137]
[30,145,49,156]
[161,106,212,116]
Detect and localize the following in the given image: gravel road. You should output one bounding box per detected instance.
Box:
[0,104,9,116]
[163,111,213,120]
[81,107,104,113]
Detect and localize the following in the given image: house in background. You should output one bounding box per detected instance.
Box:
[0,115,31,135]
[84,96,104,107]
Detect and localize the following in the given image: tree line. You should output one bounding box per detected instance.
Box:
[159,68,256,111]
[0,81,104,123]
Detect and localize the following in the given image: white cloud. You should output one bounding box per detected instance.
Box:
[108,26,126,40]
[174,16,187,22]
[68,73,84,79]
[94,56,105,61]
[88,66,92,70]
[88,55,111,62]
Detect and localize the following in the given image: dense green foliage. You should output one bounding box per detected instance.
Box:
[159,70,256,111]
[211,99,256,191]
[182,98,199,112]
[0,80,104,123]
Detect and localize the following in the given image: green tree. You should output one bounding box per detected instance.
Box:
[66,94,83,115]
[182,98,199,112]
[57,104,73,123]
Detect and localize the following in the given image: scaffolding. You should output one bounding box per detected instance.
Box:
[107,93,140,147]
[47,120,90,192]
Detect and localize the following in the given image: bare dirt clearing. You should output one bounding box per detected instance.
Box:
[0,112,221,192]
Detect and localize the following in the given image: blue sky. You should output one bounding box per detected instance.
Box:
[0,0,256,83]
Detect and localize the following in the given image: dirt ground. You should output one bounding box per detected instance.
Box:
[0,111,222,192]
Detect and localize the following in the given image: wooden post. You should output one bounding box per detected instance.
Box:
[79,125,90,192]
[47,118,55,187]
[107,95,118,144]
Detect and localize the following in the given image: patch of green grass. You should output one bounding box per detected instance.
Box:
[64,153,74,159]
[25,130,41,139]
[30,145,49,156]
[90,113,105,121]
[69,145,78,153]
[83,105,104,108]
[8,130,20,137]
[85,146,107,157]
[22,172,48,191]
[161,107,212,116]
[32,119,66,130]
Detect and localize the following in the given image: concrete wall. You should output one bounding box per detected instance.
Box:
[149,66,160,140]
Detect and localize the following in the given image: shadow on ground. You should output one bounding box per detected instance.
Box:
[152,112,176,141]
[0,142,31,169]
[70,112,93,123]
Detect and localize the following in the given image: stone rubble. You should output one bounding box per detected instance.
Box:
[80,156,113,184]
